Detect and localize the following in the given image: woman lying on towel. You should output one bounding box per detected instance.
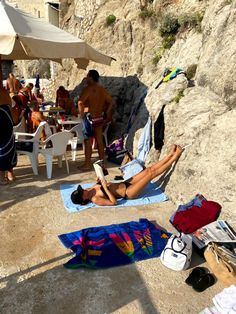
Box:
[71,145,183,206]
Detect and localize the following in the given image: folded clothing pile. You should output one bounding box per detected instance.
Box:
[200,285,236,314]
[170,194,221,234]
[213,285,236,313]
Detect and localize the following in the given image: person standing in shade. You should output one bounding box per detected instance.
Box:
[0,86,17,184]
[77,70,112,171]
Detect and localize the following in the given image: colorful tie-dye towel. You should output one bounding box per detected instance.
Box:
[58,219,171,269]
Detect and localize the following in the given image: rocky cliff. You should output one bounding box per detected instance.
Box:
[61,0,236,218]
[17,0,236,217]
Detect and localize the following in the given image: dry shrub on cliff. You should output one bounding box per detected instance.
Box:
[162,34,176,49]
[159,14,180,36]
[139,9,155,19]
[152,47,165,65]
[173,89,184,103]
[106,14,116,26]
[178,12,203,32]
[186,64,198,80]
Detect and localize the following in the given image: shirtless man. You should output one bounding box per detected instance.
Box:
[78,70,112,171]
[6,73,22,98]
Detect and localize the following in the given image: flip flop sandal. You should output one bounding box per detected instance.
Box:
[192,273,216,292]
[185,267,208,286]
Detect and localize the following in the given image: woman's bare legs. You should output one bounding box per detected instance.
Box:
[125,145,183,199]
[7,169,16,181]
[128,144,177,185]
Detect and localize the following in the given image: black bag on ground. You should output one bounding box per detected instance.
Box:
[107,149,128,165]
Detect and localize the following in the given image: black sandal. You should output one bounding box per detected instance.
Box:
[185,267,208,286]
[192,273,216,292]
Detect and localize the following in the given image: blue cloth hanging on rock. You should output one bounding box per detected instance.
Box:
[137,116,152,165]
[58,218,171,269]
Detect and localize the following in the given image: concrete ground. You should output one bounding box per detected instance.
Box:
[0,148,223,314]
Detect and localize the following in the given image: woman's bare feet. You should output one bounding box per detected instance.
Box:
[174,145,183,159]
[7,170,16,182]
[169,144,177,155]
[7,174,16,182]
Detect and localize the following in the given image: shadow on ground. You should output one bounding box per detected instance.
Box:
[0,153,120,213]
[0,253,160,314]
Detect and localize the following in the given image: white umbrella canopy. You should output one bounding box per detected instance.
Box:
[0,0,114,69]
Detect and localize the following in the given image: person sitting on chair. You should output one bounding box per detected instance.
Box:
[29,102,46,140]
[71,144,183,206]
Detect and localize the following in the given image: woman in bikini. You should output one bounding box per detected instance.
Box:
[71,144,183,206]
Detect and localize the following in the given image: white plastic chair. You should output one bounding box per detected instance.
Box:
[15,121,50,175]
[66,123,84,161]
[39,131,73,179]
[13,116,26,133]
[103,121,111,147]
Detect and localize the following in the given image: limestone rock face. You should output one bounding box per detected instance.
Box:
[147,83,234,216]
[65,0,235,218]
[196,0,236,108]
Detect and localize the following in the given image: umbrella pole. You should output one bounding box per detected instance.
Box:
[0,55,3,88]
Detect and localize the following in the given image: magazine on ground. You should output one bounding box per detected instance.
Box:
[191,220,236,249]
[93,160,105,181]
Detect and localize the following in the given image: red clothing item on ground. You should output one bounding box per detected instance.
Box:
[172,200,221,234]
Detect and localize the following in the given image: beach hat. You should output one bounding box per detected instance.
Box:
[71,185,86,204]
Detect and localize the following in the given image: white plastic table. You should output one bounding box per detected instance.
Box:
[57,116,82,130]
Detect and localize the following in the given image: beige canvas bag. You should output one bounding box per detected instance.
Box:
[204,242,236,287]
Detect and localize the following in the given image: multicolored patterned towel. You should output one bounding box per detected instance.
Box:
[58,219,171,269]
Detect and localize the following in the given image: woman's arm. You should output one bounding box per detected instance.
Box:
[33,111,45,122]
[92,179,117,206]
[91,196,117,206]
[78,100,85,118]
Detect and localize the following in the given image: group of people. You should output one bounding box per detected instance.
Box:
[1,69,183,207]
[0,73,46,184]
[5,73,45,130]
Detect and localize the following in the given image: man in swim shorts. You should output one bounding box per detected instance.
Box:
[78,70,112,171]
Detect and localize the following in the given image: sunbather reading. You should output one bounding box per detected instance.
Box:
[71,144,183,206]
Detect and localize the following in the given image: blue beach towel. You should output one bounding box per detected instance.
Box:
[58,218,171,269]
[60,182,168,213]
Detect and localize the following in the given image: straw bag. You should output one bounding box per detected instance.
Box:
[204,242,236,287]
